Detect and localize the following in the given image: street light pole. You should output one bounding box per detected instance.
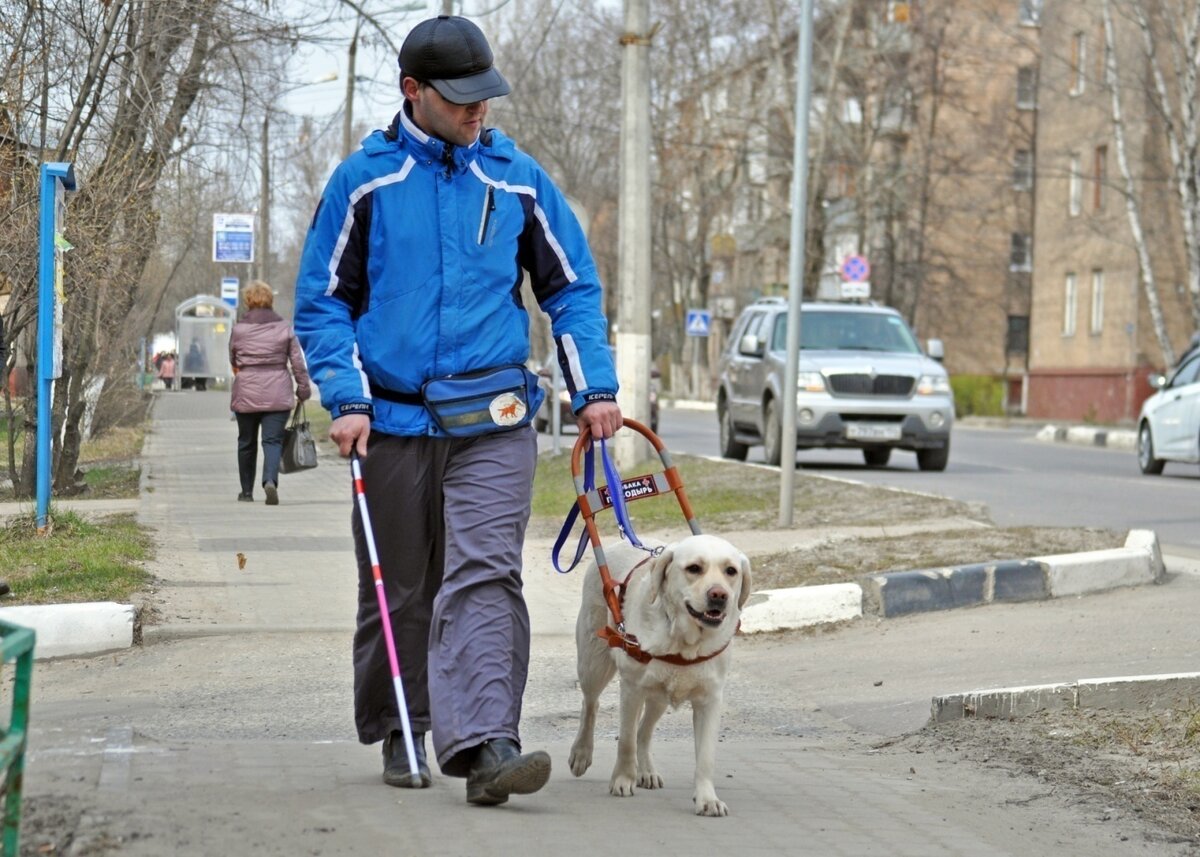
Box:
[343,18,361,159]
[259,114,270,286]
[778,0,815,527]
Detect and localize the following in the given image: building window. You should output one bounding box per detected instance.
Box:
[1068,153,1082,216]
[1010,233,1033,271]
[1070,32,1087,96]
[1013,149,1033,190]
[1093,144,1108,210]
[1019,0,1042,26]
[1017,67,1038,109]
[1090,269,1105,334]
[1006,315,1030,354]
[1063,273,1077,336]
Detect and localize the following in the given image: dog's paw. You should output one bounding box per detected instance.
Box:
[694,792,729,817]
[568,745,592,777]
[636,770,663,789]
[609,774,637,797]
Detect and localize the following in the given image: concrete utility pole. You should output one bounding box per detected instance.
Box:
[614,0,653,469]
[778,0,816,526]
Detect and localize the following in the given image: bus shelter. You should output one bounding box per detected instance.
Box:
[173,295,234,390]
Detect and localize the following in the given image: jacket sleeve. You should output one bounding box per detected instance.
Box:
[228,325,239,371]
[520,164,618,413]
[292,160,375,420]
[287,328,312,402]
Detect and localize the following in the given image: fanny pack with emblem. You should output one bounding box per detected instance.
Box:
[373,365,543,437]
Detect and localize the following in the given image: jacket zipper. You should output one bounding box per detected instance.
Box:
[477,185,495,245]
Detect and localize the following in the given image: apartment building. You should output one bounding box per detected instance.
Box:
[1027,0,1196,421]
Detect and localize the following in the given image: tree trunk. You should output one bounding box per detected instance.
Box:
[1104,1,1175,366]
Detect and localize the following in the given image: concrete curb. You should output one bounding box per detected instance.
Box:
[0,602,135,660]
[742,529,1164,633]
[1036,423,1137,450]
[741,583,862,633]
[930,671,1200,723]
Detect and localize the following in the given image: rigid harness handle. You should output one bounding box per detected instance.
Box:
[566,419,703,630]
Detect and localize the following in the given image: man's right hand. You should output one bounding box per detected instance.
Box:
[330,414,371,458]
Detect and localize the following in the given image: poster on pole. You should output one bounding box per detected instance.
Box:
[212,213,255,263]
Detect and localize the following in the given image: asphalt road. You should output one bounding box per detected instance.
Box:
[610,407,1200,555]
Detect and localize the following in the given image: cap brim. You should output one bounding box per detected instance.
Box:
[429,67,511,104]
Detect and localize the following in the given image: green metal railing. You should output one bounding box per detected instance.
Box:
[0,620,34,856]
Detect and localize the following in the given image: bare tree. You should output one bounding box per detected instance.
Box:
[0,0,296,496]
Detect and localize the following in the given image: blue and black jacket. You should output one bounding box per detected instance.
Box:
[293,106,617,436]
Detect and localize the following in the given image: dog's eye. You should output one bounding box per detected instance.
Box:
[724,566,738,578]
[685,564,702,576]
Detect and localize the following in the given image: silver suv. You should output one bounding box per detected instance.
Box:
[716,298,953,470]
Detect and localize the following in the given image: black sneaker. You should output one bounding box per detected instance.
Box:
[382,731,431,788]
[264,482,278,506]
[465,738,551,806]
[237,492,253,502]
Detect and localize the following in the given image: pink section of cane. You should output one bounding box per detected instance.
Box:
[351,451,421,787]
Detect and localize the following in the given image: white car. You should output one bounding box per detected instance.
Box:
[1136,349,1200,474]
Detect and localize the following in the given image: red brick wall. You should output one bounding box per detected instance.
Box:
[1027,367,1159,423]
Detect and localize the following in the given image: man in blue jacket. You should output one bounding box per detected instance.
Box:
[294,15,621,807]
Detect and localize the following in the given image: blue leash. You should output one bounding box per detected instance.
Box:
[551,438,649,574]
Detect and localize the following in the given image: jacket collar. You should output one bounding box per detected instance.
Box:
[241,307,283,324]
[366,103,514,168]
[383,104,479,175]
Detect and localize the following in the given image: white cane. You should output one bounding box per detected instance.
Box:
[350,451,422,788]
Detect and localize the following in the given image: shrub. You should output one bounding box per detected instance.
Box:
[951,374,1005,418]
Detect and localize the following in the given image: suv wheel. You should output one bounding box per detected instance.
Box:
[863,447,891,467]
[718,405,748,461]
[916,441,950,472]
[1137,423,1165,475]
[762,398,783,466]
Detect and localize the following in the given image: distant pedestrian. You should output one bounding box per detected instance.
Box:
[156,352,177,390]
[229,281,311,505]
[185,340,209,391]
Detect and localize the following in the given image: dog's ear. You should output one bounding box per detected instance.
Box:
[648,546,675,604]
[736,551,753,609]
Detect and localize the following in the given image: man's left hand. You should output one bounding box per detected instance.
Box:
[576,400,623,439]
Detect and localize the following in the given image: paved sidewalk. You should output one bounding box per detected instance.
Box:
[20,391,1196,855]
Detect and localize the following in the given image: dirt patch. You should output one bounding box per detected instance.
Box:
[899,707,1200,850]
[753,525,1127,589]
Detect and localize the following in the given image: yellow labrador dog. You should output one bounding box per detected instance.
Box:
[568,534,751,816]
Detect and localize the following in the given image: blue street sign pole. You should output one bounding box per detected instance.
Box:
[38,163,77,531]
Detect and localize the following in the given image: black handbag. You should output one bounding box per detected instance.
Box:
[281,402,318,473]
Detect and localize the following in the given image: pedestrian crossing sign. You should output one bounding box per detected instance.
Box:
[686,309,712,337]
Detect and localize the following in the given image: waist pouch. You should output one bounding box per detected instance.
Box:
[421,365,543,437]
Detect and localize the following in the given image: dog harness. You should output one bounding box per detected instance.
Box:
[597,557,736,667]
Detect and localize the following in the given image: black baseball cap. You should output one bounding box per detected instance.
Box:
[398,15,511,104]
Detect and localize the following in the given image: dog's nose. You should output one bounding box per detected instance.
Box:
[706,587,728,607]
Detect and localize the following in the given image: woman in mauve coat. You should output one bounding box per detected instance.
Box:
[229,280,311,505]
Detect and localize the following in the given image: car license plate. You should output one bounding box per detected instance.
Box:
[846,423,902,441]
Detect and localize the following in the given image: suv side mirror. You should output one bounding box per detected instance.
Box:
[926,338,945,361]
[738,334,765,358]
[1149,372,1166,390]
